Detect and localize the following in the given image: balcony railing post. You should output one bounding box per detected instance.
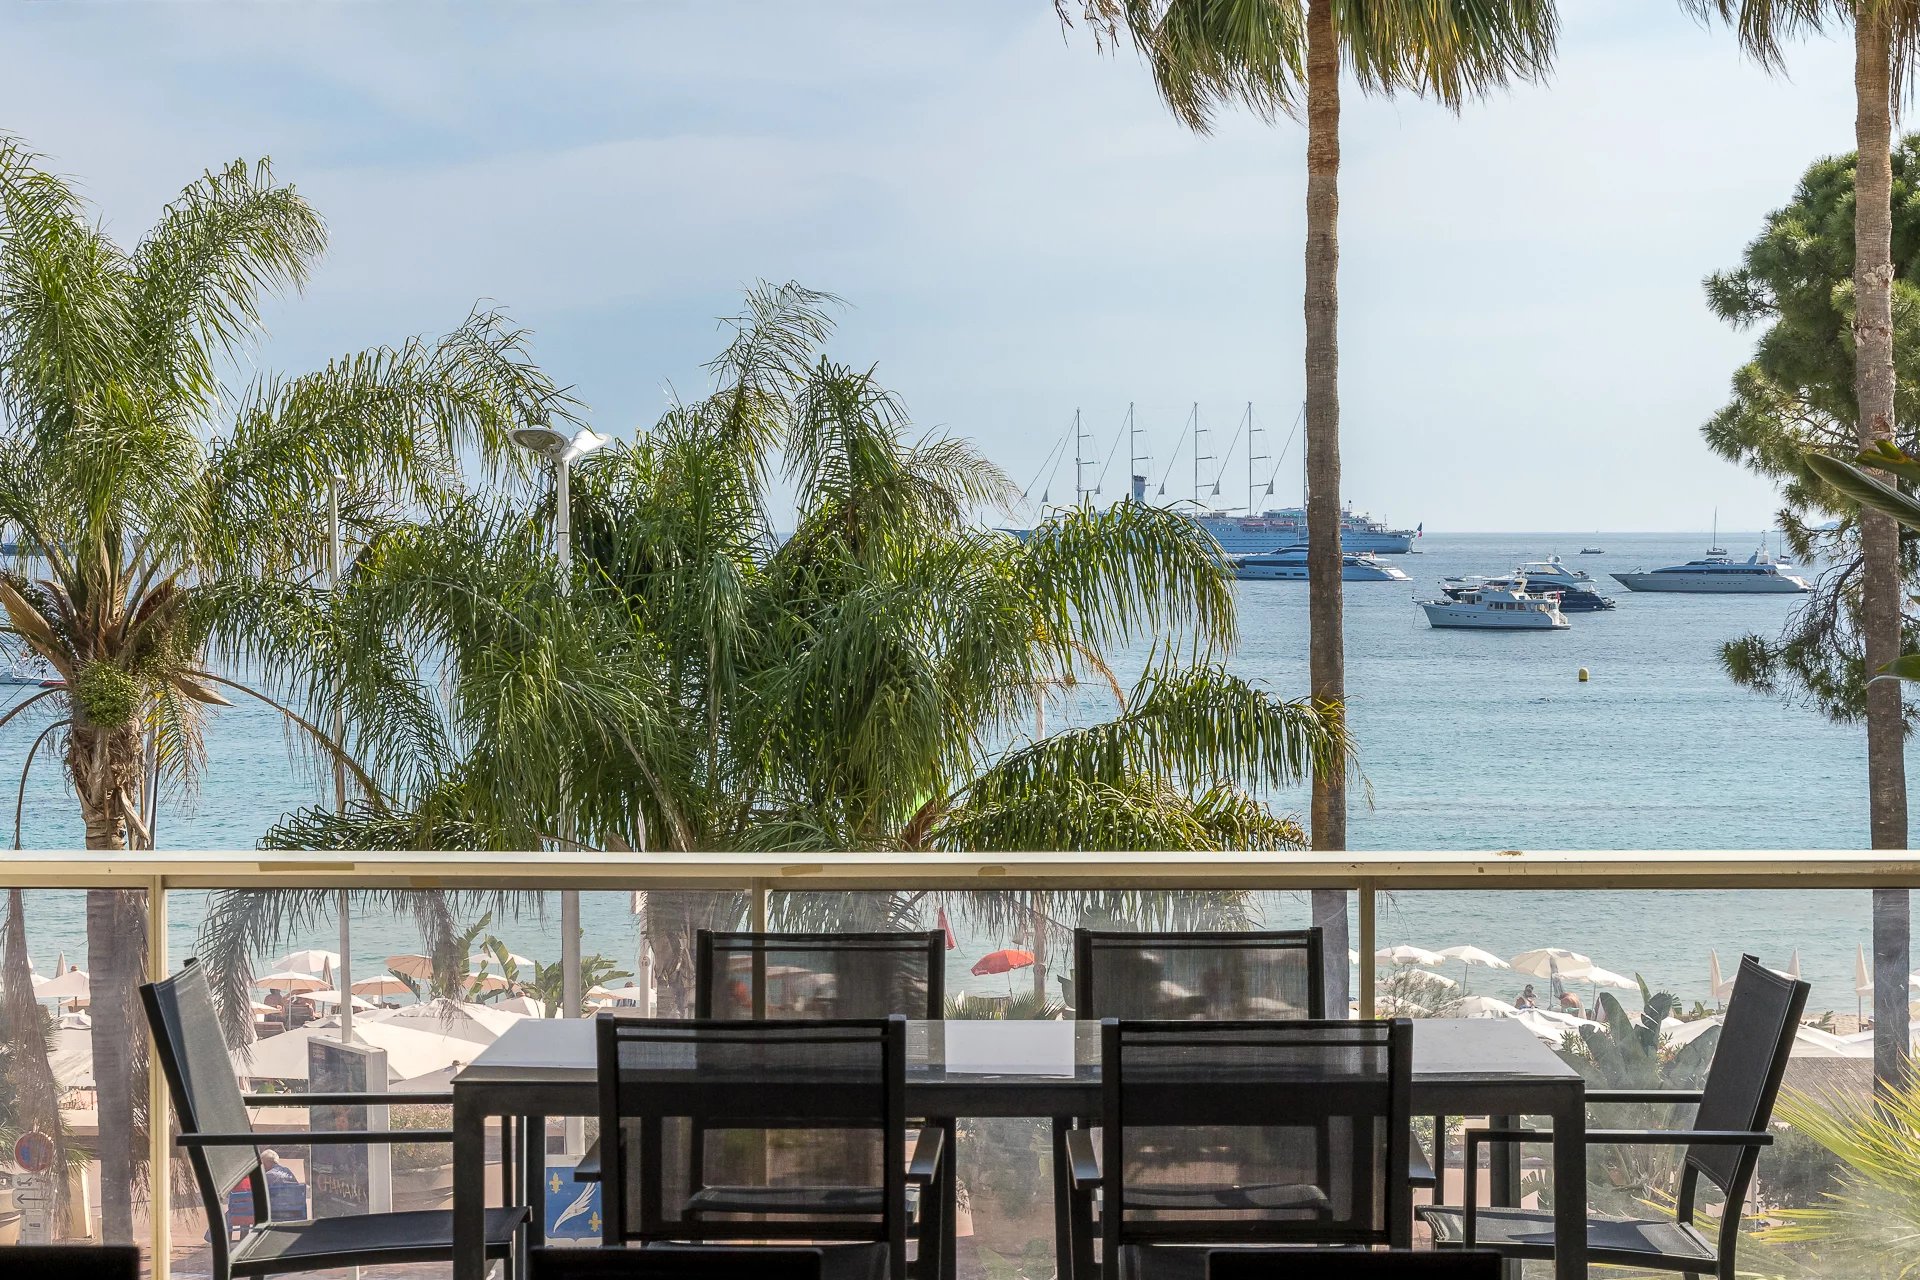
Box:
[1357,879,1376,1019]
[147,876,169,1278]
[750,877,768,933]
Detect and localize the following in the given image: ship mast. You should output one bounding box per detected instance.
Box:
[1191,403,1211,507]
[1244,402,1268,516]
[1073,408,1095,508]
[1128,401,1149,504]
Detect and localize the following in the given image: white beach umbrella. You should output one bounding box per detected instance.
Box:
[249,1000,278,1015]
[494,995,550,1018]
[1509,948,1592,979]
[1512,1006,1599,1045]
[34,967,91,1001]
[1454,995,1519,1019]
[1576,965,1639,991]
[276,949,340,975]
[1375,945,1445,968]
[469,951,534,973]
[467,973,513,993]
[1437,945,1511,970]
[363,997,526,1045]
[1377,995,1429,1016]
[1414,970,1460,990]
[584,984,615,1000]
[1855,943,1872,995]
[1665,1016,1721,1049]
[305,989,378,1011]
[48,1026,94,1088]
[351,975,412,998]
[253,970,327,993]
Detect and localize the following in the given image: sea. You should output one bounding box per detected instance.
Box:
[4,530,1915,1018]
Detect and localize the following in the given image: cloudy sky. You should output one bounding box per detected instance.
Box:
[0,2,1866,531]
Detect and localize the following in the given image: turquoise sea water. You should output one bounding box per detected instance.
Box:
[3,531,1914,1016]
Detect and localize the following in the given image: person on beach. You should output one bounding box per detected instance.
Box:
[1515,984,1538,1009]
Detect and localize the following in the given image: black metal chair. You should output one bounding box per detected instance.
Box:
[1067,1018,1415,1280]
[1419,953,1810,1279]
[140,958,527,1280]
[697,930,946,1020]
[1206,1249,1502,1278]
[1071,929,1324,1021]
[0,1245,141,1280]
[530,1243,827,1279]
[596,1013,941,1280]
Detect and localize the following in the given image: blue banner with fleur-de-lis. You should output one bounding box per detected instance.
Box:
[543,1165,604,1240]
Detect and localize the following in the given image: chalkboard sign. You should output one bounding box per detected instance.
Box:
[307,1039,392,1216]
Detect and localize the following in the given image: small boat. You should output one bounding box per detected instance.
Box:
[1419,580,1570,630]
[1610,548,1810,594]
[1443,574,1614,612]
[0,657,60,687]
[1580,546,1604,555]
[1231,545,1409,582]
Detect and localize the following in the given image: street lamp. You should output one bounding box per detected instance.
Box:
[512,426,607,1056]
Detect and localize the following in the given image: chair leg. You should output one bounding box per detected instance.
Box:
[1051,1118,1078,1280]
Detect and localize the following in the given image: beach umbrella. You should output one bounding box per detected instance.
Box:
[248,1000,277,1015]
[362,997,527,1045]
[1509,948,1591,979]
[467,973,513,993]
[34,966,90,1001]
[971,949,1035,977]
[386,953,436,980]
[1788,950,1801,980]
[253,970,327,993]
[1376,995,1429,1016]
[1437,944,1511,992]
[1577,965,1639,991]
[276,949,340,975]
[1375,945,1445,968]
[305,989,378,1011]
[470,951,534,973]
[495,995,550,1018]
[1454,995,1518,1019]
[350,975,412,998]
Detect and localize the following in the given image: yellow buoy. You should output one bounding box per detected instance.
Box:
[1577,668,1589,682]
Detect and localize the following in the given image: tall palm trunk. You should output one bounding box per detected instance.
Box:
[1304,0,1350,1013]
[2,888,67,1224]
[1853,9,1912,1095]
[68,715,148,1243]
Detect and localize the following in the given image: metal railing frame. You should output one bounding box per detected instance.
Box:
[4,847,1914,1276]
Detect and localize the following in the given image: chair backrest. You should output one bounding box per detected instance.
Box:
[1206,1249,1502,1278]
[0,1245,143,1280]
[596,1014,910,1277]
[1682,952,1810,1209]
[529,1245,824,1280]
[696,930,944,1020]
[1074,929,1324,1020]
[1101,1018,1413,1257]
[139,959,266,1233]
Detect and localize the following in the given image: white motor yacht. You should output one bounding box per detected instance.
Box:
[1610,549,1810,594]
[1232,545,1410,582]
[1420,580,1570,630]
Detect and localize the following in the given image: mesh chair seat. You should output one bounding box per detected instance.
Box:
[1420,1206,1717,1269]
[688,1184,889,1215]
[227,1208,527,1276]
[645,1242,890,1280]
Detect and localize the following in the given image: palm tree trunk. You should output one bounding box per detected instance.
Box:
[1853,8,1912,1096]
[2,888,67,1225]
[67,717,148,1243]
[1304,0,1350,1014]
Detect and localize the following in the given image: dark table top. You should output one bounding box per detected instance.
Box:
[456,1016,1581,1094]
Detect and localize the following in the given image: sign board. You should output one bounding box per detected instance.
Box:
[14,1172,52,1243]
[13,1130,54,1175]
[543,1165,602,1240]
[307,1038,392,1217]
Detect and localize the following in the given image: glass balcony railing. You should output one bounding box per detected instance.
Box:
[0,849,1912,1279]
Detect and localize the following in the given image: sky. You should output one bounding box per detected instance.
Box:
[0,1,1871,532]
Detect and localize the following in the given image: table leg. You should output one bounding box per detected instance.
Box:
[1051,1119,1075,1280]
[453,1089,487,1280]
[1551,1088,1587,1280]
[523,1113,549,1257]
[936,1118,957,1280]
[1491,1115,1520,1280]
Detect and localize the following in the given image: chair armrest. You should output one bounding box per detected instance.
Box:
[1064,1128,1101,1188]
[242,1092,450,1106]
[907,1125,945,1186]
[1584,1090,1703,1104]
[1584,1129,1773,1147]
[179,1130,452,1147]
[574,1137,601,1183]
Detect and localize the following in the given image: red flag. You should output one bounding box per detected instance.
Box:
[937,907,956,951]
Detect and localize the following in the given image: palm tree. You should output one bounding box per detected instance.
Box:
[203,284,1346,1018]
[0,137,569,1239]
[1067,0,1557,1009]
[1688,0,1917,1093]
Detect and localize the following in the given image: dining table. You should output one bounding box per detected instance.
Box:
[450,1016,1587,1280]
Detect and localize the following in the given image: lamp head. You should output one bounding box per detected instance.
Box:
[510,426,571,458]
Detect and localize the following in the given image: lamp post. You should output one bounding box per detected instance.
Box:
[328,475,354,1047]
[510,427,608,1034]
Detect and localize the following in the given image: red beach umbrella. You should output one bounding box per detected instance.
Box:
[970,949,1035,977]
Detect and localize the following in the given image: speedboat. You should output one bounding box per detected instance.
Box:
[1231,545,1410,582]
[0,657,60,687]
[1419,581,1570,630]
[1580,546,1604,555]
[1610,549,1810,594]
